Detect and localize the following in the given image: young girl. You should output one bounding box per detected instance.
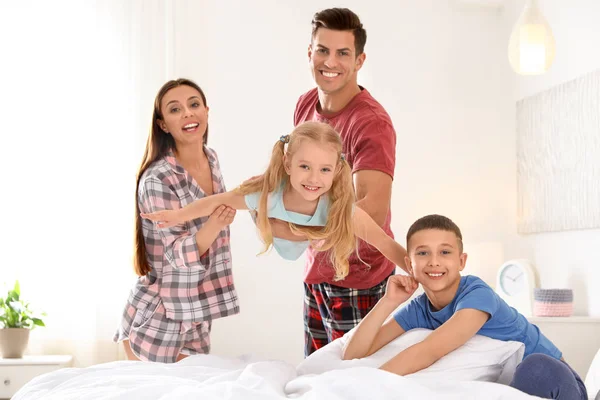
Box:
[142,121,407,281]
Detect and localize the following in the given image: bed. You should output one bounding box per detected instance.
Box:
[13,329,543,399]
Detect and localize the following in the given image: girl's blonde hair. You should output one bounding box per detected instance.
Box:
[235,121,356,281]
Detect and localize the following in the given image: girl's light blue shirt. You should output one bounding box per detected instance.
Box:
[244,186,329,260]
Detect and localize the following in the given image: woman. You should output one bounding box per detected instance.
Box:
[113,78,239,363]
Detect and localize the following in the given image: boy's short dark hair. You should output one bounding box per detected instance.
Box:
[311,8,367,56]
[406,215,463,252]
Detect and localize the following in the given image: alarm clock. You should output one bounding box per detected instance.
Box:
[495,259,538,316]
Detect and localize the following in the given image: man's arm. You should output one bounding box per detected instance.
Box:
[353,170,392,227]
[379,308,489,376]
[268,217,308,241]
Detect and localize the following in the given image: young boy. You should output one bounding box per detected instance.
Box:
[342,214,587,399]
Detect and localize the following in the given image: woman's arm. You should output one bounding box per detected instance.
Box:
[139,177,237,270]
[353,207,409,273]
[142,191,247,228]
[342,275,417,360]
[380,308,489,376]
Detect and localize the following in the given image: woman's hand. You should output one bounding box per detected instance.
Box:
[206,205,236,230]
[383,275,419,306]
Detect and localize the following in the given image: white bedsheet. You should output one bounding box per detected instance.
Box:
[13,354,543,400]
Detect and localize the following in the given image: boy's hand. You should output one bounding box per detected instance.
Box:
[141,208,184,229]
[206,205,236,230]
[384,275,419,305]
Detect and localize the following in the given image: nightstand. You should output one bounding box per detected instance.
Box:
[0,355,72,399]
[528,316,600,377]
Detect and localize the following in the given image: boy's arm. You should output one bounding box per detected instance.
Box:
[353,206,409,273]
[342,301,405,360]
[342,275,417,360]
[142,191,247,228]
[380,308,489,376]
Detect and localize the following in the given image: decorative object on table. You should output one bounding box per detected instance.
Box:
[495,259,538,316]
[533,288,573,317]
[516,68,600,234]
[0,281,45,358]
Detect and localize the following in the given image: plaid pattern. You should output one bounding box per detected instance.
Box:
[114,147,238,357]
[303,274,391,356]
[124,299,211,363]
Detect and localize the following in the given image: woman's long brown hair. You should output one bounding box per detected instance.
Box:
[133,79,208,276]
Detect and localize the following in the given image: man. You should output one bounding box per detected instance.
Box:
[293,8,403,356]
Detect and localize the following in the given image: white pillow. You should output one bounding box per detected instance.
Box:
[297,328,524,385]
[586,347,600,400]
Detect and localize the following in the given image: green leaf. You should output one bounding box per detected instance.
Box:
[9,301,24,314]
[0,281,44,329]
[7,291,17,303]
[4,303,20,328]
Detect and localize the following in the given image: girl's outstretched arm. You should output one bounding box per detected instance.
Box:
[142,191,248,228]
[353,207,409,273]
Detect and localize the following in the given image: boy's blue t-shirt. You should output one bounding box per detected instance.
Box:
[244,186,329,260]
[393,275,562,359]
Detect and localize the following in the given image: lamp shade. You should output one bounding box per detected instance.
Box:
[508,0,556,75]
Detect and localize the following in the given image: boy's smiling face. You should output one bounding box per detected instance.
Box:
[405,229,467,292]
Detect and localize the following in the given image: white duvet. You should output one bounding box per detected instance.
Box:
[14,353,542,400]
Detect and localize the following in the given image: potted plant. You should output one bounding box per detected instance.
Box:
[0,281,45,358]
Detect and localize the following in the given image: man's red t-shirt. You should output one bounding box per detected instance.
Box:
[294,87,397,289]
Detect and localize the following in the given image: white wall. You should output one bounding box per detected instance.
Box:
[0,0,174,366]
[166,0,518,365]
[503,0,600,317]
[3,0,596,368]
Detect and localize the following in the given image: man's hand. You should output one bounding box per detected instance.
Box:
[269,218,308,241]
